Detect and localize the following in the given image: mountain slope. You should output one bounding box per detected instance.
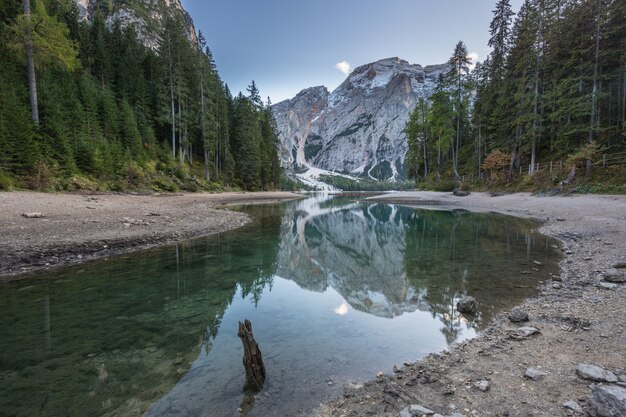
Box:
[273,57,447,181]
[74,0,197,48]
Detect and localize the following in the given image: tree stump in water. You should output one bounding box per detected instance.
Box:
[237,319,266,392]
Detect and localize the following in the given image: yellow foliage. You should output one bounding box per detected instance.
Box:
[482,150,511,183]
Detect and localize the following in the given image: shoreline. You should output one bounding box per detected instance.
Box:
[317,191,626,416]
[0,191,303,282]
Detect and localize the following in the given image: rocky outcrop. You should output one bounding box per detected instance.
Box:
[273,57,447,181]
[73,0,198,49]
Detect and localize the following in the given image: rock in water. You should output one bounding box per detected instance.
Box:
[576,364,618,383]
[587,385,626,417]
[508,308,529,323]
[98,364,109,383]
[456,296,478,314]
[603,269,626,283]
[453,189,470,197]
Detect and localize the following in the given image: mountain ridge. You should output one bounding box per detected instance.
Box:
[272,57,448,183]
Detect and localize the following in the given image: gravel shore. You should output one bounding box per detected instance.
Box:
[0,191,302,281]
[317,191,626,417]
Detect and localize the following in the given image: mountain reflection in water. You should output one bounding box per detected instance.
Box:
[0,194,559,417]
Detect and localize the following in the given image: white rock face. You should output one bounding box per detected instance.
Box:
[273,57,447,181]
[72,0,198,49]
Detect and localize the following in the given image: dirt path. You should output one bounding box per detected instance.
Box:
[317,192,626,417]
[0,191,302,281]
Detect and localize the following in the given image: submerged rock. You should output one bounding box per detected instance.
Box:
[456,296,478,314]
[587,385,626,417]
[576,364,618,383]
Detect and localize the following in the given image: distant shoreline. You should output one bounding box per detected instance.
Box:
[318,191,626,416]
[0,191,303,281]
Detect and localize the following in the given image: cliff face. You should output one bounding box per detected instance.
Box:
[74,0,198,49]
[273,58,447,181]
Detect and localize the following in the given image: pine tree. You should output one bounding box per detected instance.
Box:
[447,41,472,178]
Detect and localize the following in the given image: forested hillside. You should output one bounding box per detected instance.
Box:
[0,0,281,191]
[405,0,626,193]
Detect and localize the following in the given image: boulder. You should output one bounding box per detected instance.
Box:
[587,385,626,417]
[576,364,618,383]
[508,308,529,323]
[603,269,626,283]
[456,296,478,314]
[453,189,470,197]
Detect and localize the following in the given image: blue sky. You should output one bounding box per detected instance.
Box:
[182,0,524,103]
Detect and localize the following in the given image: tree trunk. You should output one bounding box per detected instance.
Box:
[423,132,428,178]
[199,63,210,181]
[168,35,176,157]
[24,0,39,126]
[589,0,602,144]
[237,320,266,392]
[454,69,461,179]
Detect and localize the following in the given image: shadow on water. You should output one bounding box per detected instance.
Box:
[0,194,560,417]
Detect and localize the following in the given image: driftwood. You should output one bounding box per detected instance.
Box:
[237,319,266,392]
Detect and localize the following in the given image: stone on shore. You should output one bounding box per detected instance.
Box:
[21,212,44,218]
[398,404,435,416]
[456,296,478,314]
[475,380,490,392]
[603,269,626,283]
[576,364,618,383]
[587,385,626,417]
[524,367,547,381]
[508,308,529,323]
[563,400,583,413]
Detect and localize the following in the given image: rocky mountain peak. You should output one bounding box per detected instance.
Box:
[272,58,447,183]
[74,0,198,49]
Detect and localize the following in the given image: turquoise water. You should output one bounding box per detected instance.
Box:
[0,195,560,417]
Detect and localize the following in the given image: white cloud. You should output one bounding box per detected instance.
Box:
[335,60,351,76]
[467,52,479,71]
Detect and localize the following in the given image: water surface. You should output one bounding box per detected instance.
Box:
[0,195,560,417]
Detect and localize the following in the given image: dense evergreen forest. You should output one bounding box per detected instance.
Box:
[0,0,281,191]
[405,0,626,193]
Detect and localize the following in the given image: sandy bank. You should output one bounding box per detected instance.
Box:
[0,191,302,281]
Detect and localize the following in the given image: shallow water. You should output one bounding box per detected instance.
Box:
[0,194,560,417]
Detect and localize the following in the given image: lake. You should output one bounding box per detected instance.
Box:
[0,194,560,417]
